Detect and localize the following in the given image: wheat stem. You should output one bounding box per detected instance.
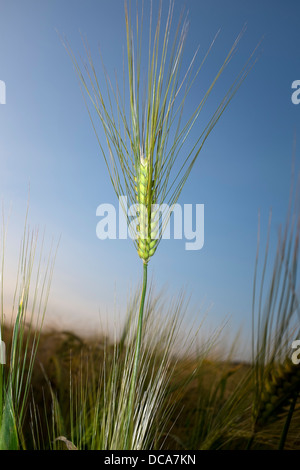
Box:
[245,432,255,450]
[125,261,148,449]
[278,392,298,450]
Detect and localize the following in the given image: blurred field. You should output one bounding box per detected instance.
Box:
[2,322,299,451]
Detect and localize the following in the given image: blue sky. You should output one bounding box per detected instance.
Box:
[0,0,299,355]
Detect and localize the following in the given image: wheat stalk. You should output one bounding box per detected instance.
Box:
[250,163,300,449]
[0,208,57,449]
[64,0,257,450]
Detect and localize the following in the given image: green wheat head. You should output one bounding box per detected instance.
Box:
[63,0,257,265]
[253,359,300,431]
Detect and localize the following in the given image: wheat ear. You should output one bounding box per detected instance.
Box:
[135,158,158,263]
[253,359,300,431]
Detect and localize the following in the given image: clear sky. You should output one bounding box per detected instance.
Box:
[0,0,299,356]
